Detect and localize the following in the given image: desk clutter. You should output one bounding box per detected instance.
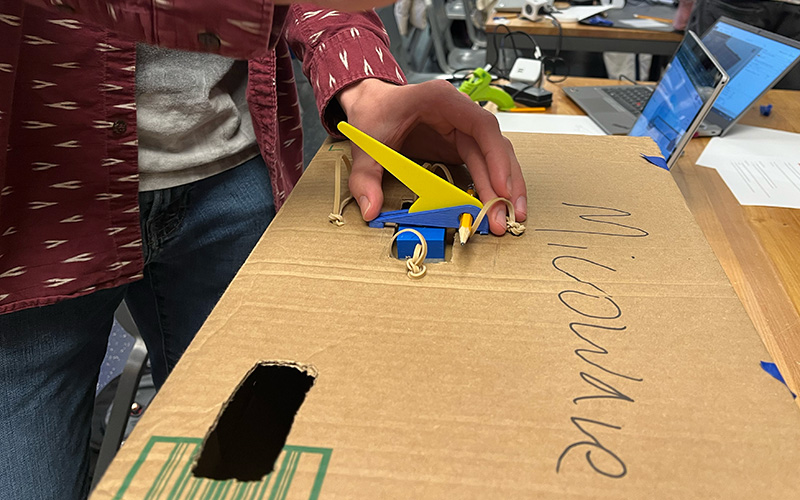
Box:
[463,11,800,205]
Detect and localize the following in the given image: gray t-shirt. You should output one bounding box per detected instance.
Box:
[135,44,259,192]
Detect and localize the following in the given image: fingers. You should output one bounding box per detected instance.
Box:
[400,124,461,165]
[348,146,384,221]
[341,79,528,231]
[453,131,506,235]
[504,138,527,222]
[406,81,528,223]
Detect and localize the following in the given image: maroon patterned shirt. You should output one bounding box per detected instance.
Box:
[0,1,406,314]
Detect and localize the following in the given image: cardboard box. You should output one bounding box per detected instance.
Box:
[94,134,800,499]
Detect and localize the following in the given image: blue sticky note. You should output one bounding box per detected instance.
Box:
[640,153,669,171]
[760,361,796,399]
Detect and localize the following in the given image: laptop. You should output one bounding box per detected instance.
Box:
[563,18,800,136]
[695,18,800,136]
[627,31,727,169]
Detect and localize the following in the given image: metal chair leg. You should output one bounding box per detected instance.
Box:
[91,301,148,490]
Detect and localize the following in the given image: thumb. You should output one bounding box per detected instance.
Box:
[348,148,385,221]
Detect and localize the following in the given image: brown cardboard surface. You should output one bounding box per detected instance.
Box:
[94,134,800,499]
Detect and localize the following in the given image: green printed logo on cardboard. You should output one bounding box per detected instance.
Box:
[115,436,331,500]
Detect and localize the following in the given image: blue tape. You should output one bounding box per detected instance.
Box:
[640,153,669,171]
[581,15,613,27]
[759,104,772,116]
[760,361,796,399]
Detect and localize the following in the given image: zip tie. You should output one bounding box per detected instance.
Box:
[389,228,428,279]
[329,155,353,226]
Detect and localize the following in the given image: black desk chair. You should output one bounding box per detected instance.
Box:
[90,301,149,490]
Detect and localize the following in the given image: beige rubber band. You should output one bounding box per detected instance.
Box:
[389,228,428,279]
[329,155,353,226]
[424,162,454,184]
[468,197,527,239]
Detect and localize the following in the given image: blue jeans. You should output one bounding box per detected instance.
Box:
[0,155,275,500]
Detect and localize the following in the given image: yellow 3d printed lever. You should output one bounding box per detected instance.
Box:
[337,122,482,213]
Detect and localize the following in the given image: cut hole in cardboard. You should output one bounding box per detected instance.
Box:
[192,361,317,481]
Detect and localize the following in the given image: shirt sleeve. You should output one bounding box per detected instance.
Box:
[0,1,23,176]
[26,0,280,59]
[284,5,408,137]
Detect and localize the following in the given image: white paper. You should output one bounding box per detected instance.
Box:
[497,113,607,136]
[697,125,800,167]
[551,6,612,22]
[619,18,668,28]
[714,157,800,209]
[695,126,800,208]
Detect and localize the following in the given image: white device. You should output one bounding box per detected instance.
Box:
[521,0,554,22]
[600,0,626,9]
[550,5,613,23]
[509,58,544,85]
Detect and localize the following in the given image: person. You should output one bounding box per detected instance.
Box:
[0,0,527,498]
[682,0,800,89]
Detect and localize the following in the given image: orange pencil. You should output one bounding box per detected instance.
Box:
[633,13,673,24]
[506,107,547,113]
[458,186,477,245]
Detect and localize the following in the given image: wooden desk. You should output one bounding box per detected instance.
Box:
[485,14,683,59]
[536,76,800,405]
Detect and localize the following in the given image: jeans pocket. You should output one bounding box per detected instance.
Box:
[707,0,766,16]
[690,0,769,36]
[145,185,193,250]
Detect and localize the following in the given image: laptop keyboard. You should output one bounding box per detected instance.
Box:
[600,86,655,115]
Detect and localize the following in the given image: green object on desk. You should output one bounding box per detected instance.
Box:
[458,68,515,111]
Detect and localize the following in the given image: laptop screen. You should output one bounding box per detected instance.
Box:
[702,19,800,123]
[629,33,724,162]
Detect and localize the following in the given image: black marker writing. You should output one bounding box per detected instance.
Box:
[571,323,643,382]
[536,203,649,238]
[573,372,635,405]
[550,202,647,480]
[553,255,616,295]
[558,290,622,320]
[548,243,588,250]
[556,417,627,479]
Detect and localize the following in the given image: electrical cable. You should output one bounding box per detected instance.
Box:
[490,24,516,78]
[489,21,570,87]
[544,12,562,59]
[541,12,569,83]
[504,30,543,82]
[619,74,641,85]
[490,24,547,80]
[448,67,478,84]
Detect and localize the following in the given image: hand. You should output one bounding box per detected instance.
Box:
[337,79,527,236]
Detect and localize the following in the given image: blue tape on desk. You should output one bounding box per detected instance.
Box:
[760,361,797,399]
[640,154,669,171]
[581,15,613,27]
